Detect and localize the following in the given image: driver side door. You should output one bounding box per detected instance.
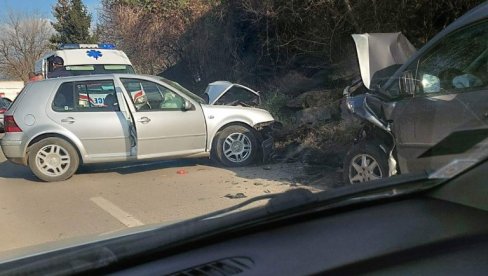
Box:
[390,20,488,173]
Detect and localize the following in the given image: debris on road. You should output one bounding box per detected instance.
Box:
[176,169,188,175]
[224,193,247,199]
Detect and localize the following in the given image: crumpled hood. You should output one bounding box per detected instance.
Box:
[352,33,416,89]
[204,81,260,105]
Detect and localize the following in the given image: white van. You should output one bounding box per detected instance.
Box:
[34,44,135,79]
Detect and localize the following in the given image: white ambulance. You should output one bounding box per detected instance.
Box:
[34,44,140,107]
[34,43,135,79]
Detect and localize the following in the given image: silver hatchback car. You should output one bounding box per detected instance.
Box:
[1,74,275,182]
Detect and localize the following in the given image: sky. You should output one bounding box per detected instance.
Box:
[1,0,102,24]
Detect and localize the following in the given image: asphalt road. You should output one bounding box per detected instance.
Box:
[0,143,314,253]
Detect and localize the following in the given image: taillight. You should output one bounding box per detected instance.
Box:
[0,108,6,114]
[4,115,22,132]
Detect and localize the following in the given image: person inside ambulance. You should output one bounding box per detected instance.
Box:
[48,56,72,79]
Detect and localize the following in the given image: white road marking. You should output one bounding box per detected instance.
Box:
[90,197,144,228]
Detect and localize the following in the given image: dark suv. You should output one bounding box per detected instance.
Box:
[343,2,488,184]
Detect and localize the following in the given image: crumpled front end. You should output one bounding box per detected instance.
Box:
[352,32,416,89]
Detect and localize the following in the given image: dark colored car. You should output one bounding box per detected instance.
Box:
[0,97,12,133]
[343,2,488,184]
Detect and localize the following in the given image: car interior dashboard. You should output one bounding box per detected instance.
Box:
[99,161,488,275]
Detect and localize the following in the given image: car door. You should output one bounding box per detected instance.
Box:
[47,79,133,161]
[388,20,488,173]
[118,77,207,159]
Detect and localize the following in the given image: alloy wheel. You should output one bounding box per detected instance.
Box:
[349,153,383,183]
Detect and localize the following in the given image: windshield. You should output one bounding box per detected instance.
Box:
[0,0,487,267]
[156,76,206,104]
[65,64,135,75]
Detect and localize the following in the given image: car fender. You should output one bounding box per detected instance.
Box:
[201,105,274,151]
[23,126,88,162]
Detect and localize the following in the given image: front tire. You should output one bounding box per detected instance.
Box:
[343,142,388,184]
[28,137,80,182]
[213,125,258,167]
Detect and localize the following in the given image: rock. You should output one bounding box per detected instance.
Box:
[295,106,332,124]
[286,90,339,108]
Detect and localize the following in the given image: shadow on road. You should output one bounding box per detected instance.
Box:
[0,145,339,189]
[77,158,213,175]
[0,160,39,182]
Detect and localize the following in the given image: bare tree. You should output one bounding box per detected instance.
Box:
[0,11,53,81]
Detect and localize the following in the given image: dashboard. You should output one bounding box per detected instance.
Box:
[108,195,488,275]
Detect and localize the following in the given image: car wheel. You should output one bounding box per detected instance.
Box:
[213,125,258,167]
[28,137,80,182]
[343,142,388,184]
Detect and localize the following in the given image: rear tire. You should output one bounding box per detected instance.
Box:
[28,137,80,182]
[343,141,388,184]
[212,125,258,167]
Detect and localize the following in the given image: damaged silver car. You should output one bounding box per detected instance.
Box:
[1,74,275,182]
[344,5,488,184]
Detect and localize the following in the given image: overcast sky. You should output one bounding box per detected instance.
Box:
[1,0,101,24]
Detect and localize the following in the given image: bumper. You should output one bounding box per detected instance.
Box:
[1,138,26,165]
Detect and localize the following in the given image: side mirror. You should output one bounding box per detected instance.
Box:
[399,71,417,96]
[183,100,193,111]
[422,74,440,93]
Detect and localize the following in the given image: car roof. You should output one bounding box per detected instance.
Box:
[37,74,162,84]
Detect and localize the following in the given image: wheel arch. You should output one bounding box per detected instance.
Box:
[26,133,84,165]
[208,121,257,152]
[356,123,394,154]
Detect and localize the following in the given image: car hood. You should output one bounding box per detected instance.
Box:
[204,81,260,105]
[352,33,416,89]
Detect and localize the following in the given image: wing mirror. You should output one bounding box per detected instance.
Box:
[399,70,417,96]
[183,100,193,111]
[421,74,441,93]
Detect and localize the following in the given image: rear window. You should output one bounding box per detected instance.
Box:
[52,80,120,112]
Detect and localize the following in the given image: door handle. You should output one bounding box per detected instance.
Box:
[61,117,75,124]
[137,117,151,124]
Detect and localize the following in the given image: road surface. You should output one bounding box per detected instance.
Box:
[0,146,321,254]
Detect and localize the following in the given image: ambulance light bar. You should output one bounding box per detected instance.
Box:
[58,43,116,50]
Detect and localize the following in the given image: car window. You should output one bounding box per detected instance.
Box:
[416,20,488,94]
[52,80,119,112]
[215,87,260,106]
[121,78,186,111]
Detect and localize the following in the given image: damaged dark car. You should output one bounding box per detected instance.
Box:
[344,4,488,184]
